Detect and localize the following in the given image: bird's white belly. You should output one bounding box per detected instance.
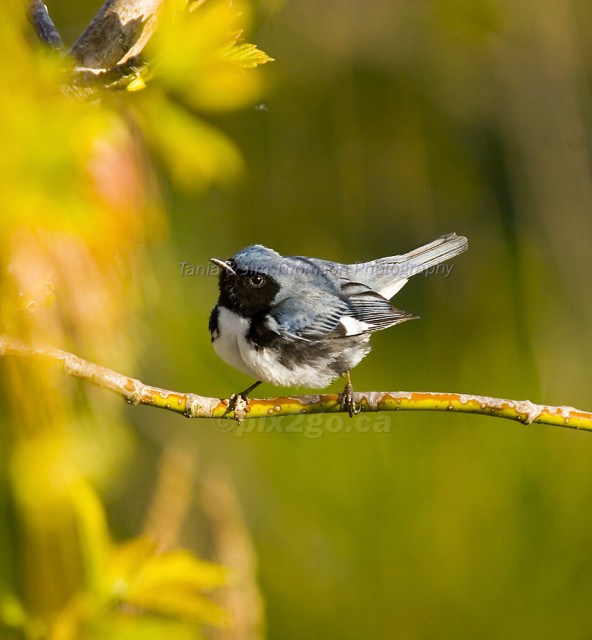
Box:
[213,307,343,388]
[240,346,335,388]
[212,307,255,377]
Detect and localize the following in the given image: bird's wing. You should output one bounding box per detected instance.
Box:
[338,282,417,334]
[269,292,351,341]
[270,283,416,341]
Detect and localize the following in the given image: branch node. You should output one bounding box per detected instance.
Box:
[126,389,142,406]
[62,355,82,376]
[185,394,223,419]
[513,399,543,425]
[184,394,200,418]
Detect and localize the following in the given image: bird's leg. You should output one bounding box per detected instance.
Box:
[227,380,262,421]
[237,380,263,398]
[340,371,360,417]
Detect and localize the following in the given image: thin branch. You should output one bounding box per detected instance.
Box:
[0,335,590,430]
[27,1,64,50]
[70,0,164,71]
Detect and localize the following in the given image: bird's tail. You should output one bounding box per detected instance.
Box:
[360,233,468,299]
[390,233,468,276]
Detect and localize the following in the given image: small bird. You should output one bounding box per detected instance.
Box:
[209,233,467,416]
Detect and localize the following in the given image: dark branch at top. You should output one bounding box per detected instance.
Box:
[70,0,164,70]
[27,1,63,50]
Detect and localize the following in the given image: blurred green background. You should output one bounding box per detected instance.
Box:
[7,0,592,638]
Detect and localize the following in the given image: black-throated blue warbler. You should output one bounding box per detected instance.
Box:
[209,233,467,416]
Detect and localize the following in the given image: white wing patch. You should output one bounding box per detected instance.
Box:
[339,316,371,336]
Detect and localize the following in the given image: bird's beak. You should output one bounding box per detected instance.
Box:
[209,257,236,275]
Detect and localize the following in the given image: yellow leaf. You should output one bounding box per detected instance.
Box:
[149,0,273,111]
[102,537,227,626]
[127,550,228,591]
[127,76,147,92]
[221,42,275,68]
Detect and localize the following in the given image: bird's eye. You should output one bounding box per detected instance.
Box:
[248,274,266,288]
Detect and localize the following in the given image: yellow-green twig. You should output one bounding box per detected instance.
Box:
[1,335,591,431]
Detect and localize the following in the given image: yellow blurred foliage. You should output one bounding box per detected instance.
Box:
[0,0,270,637]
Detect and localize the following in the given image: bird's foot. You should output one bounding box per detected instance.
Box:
[226,381,262,422]
[340,372,360,418]
[228,393,249,422]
